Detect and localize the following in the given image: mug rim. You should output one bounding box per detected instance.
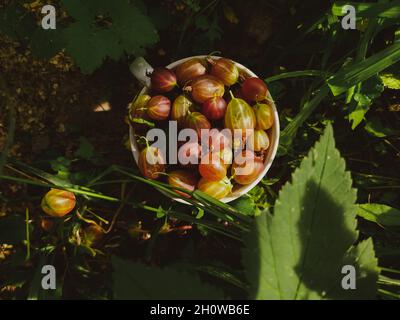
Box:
[129,55,280,204]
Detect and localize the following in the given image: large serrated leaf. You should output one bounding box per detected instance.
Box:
[242,123,378,300]
[112,256,224,299]
[61,0,158,74]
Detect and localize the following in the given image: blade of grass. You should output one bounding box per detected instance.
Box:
[378,288,400,299]
[328,42,400,96]
[300,32,400,142]
[114,167,251,227]
[193,190,252,224]
[332,1,400,19]
[25,207,30,261]
[265,70,328,83]
[2,162,245,238]
[378,276,400,287]
[345,15,382,122]
[279,85,330,153]
[0,174,121,202]
[381,267,400,275]
[136,204,242,240]
[197,265,249,291]
[9,159,74,188]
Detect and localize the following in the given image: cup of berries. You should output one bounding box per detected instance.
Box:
[128,55,279,203]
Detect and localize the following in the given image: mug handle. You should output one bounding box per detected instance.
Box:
[129,57,153,87]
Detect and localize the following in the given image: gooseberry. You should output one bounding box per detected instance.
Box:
[138,146,165,179]
[150,68,177,93]
[147,95,171,121]
[41,189,76,218]
[197,177,233,200]
[241,77,268,102]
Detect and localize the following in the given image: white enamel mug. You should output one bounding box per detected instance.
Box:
[129,56,280,203]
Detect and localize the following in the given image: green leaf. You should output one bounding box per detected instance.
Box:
[61,0,158,73]
[156,206,166,218]
[380,73,400,90]
[63,22,108,74]
[75,137,95,160]
[183,0,201,13]
[29,28,66,59]
[265,70,326,83]
[0,3,36,41]
[195,207,205,219]
[242,123,378,299]
[50,157,71,180]
[230,195,260,216]
[60,0,93,19]
[348,76,384,129]
[361,75,384,99]
[9,158,73,188]
[357,203,400,226]
[348,100,369,130]
[112,256,224,299]
[364,117,397,138]
[328,42,400,96]
[110,0,159,55]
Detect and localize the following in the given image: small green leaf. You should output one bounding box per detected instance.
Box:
[365,117,397,138]
[50,157,71,180]
[349,102,369,129]
[357,203,400,226]
[112,256,224,299]
[380,73,400,90]
[156,206,166,218]
[183,0,201,13]
[230,195,259,216]
[195,208,205,219]
[348,76,384,129]
[131,117,155,127]
[75,137,95,160]
[242,123,378,299]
